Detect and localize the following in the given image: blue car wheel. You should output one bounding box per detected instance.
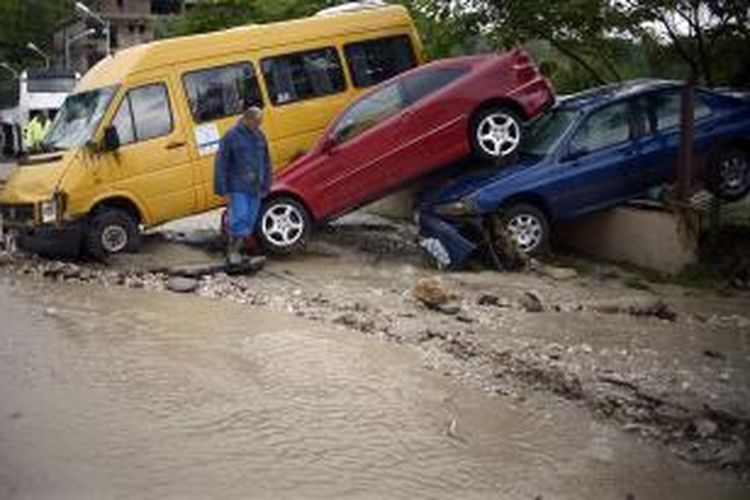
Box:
[500,204,550,256]
[708,147,750,202]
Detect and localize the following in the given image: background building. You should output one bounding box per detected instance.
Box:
[52,0,196,74]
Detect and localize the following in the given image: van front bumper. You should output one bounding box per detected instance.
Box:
[1,220,84,258]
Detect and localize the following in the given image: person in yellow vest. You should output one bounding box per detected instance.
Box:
[23,111,50,153]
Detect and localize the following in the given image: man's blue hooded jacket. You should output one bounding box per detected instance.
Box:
[214,120,272,196]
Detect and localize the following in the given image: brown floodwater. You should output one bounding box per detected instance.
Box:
[0,276,747,499]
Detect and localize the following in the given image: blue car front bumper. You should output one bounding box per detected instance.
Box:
[417,212,482,270]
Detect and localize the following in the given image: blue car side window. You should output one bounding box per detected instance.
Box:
[652,90,712,132]
[570,102,631,154]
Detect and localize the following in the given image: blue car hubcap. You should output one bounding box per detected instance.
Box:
[507,214,543,253]
[720,154,748,196]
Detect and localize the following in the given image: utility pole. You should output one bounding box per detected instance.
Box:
[26,42,51,69]
[75,2,111,57]
[65,29,96,69]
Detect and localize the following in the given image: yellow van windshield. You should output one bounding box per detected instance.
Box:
[45,85,118,151]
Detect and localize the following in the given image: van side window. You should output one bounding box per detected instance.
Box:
[402,68,467,105]
[261,47,346,106]
[344,35,416,88]
[183,63,263,123]
[111,83,172,145]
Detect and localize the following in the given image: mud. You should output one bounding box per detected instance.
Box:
[1,209,750,494]
[2,278,750,499]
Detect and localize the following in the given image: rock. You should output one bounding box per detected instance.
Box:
[588,298,677,321]
[334,312,359,327]
[413,277,459,308]
[333,313,376,333]
[44,307,59,317]
[477,294,511,308]
[167,276,199,294]
[519,290,544,312]
[436,303,461,315]
[456,314,474,323]
[0,251,13,266]
[693,418,719,438]
[718,372,730,382]
[703,349,726,360]
[477,294,499,306]
[588,300,622,315]
[627,299,677,321]
[539,265,578,281]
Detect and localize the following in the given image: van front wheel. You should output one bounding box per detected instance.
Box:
[85,208,141,260]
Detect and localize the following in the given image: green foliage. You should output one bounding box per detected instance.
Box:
[163,0,337,37]
[396,0,486,59]
[0,0,74,75]
[423,0,750,91]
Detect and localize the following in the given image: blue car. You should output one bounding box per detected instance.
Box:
[418,79,750,269]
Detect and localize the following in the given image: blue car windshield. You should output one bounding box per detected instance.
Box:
[520,109,578,156]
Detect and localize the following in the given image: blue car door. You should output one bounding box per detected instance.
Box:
[550,100,642,218]
[631,89,716,192]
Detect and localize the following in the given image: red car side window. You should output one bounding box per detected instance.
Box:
[401,68,467,105]
[333,84,404,143]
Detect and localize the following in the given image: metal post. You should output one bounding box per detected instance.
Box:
[105,21,111,56]
[676,79,695,202]
[65,29,95,70]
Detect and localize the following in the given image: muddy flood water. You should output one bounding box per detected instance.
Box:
[1,277,748,499]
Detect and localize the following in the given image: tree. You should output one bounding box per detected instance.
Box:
[164,0,337,37]
[0,0,73,72]
[423,0,749,90]
[617,0,750,86]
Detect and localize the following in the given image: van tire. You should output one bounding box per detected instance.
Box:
[258,197,311,255]
[85,208,141,260]
[470,106,523,164]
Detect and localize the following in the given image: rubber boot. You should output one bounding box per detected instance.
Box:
[226,237,244,267]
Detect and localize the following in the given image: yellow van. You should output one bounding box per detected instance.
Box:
[0,4,423,257]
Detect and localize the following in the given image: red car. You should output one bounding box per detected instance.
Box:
[258,48,554,253]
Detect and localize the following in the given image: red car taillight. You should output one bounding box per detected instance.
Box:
[511,50,538,82]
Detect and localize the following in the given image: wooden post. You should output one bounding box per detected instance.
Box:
[676,80,695,201]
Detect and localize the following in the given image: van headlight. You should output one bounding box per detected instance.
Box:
[40,197,59,224]
[433,199,475,217]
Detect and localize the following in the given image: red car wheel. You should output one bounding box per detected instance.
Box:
[471,107,523,163]
[258,197,311,254]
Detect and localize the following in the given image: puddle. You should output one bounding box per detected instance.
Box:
[0,278,747,499]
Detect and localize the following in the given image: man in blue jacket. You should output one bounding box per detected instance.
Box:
[214,106,272,267]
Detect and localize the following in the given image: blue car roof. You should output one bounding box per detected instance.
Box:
[557,79,682,111]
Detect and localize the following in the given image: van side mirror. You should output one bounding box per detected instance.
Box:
[102,125,120,152]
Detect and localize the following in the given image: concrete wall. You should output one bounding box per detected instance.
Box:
[555,206,699,275]
[365,188,417,220]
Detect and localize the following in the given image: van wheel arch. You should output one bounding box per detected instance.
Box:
[90,196,143,224]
